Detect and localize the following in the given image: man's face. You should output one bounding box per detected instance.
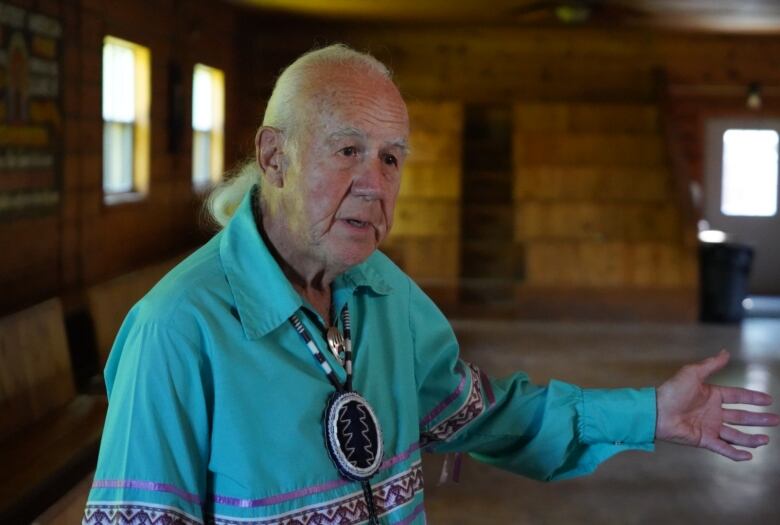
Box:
[275,69,409,274]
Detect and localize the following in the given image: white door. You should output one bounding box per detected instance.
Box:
[704,118,780,294]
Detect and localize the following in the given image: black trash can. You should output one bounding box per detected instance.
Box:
[699,242,754,323]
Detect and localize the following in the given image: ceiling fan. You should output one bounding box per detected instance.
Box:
[509,0,650,25]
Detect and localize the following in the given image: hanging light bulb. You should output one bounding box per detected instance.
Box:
[747,82,762,110]
[555,4,591,24]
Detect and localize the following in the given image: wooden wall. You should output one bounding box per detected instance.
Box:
[1,0,67,316]
[234,20,780,320]
[383,102,463,304]
[512,102,693,286]
[0,0,243,315]
[4,5,780,320]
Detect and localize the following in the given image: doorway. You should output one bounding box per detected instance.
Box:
[705,118,780,295]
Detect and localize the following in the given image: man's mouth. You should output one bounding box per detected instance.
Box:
[345,219,369,228]
[341,218,381,240]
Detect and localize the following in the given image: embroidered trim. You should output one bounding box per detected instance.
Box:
[419,364,467,427]
[83,501,203,525]
[478,368,496,408]
[210,462,424,525]
[84,465,423,525]
[90,442,422,512]
[420,363,486,446]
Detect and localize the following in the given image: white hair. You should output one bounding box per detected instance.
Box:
[205,44,392,229]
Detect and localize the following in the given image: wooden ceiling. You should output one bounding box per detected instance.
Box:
[229,0,780,33]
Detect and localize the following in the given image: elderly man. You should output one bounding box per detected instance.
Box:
[83,45,778,525]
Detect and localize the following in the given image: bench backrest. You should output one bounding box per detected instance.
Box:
[0,298,75,440]
[87,256,184,365]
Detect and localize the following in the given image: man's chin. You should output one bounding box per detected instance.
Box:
[336,243,377,269]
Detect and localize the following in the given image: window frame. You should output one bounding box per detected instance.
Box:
[704,116,780,294]
[102,35,151,205]
[705,118,780,222]
[191,63,225,191]
[720,128,778,217]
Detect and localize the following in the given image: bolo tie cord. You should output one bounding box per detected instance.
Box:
[343,310,378,524]
[255,187,379,523]
[289,309,379,524]
[362,481,380,525]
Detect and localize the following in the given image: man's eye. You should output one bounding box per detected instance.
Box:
[340,146,357,157]
[383,154,398,167]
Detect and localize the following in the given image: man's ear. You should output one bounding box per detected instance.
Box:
[256,126,287,188]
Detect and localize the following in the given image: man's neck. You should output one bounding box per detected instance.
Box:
[295,284,332,326]
[258,203,337,324]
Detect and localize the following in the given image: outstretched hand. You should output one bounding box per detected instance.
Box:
[656,350,779,461]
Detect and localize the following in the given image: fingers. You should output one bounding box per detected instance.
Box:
[720,425,770,448]
[707,425,770,462]
[718,385,774,407]
[722,408,780,427]
[705,437,753,461]
[693,349,730,380]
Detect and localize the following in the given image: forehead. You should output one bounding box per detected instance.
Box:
[302,68,409,144]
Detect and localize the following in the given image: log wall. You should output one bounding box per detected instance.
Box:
[4,6,780,320]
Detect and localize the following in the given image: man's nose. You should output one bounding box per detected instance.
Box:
[351,156,385,200]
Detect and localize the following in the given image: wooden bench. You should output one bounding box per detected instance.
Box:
[87,255,185,366]
[31,471,93,524]
[0,298,107,525]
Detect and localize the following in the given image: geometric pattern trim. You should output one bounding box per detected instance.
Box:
[420,363,486,446]
[419,364,468,427]
[82,502,203,525]
[211,462,424,525]
[82,463,424,525]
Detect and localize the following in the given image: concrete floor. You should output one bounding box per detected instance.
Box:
[422,318,780,524]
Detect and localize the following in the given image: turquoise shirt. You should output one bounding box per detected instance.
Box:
[83,190,656,525]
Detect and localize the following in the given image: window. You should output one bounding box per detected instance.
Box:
[721,129,778,217]
[192,64,224,189]
[102,36,150,201]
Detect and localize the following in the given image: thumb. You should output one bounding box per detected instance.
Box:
[696,349,730,380]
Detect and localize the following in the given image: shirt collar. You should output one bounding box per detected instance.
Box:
[219,188,392,340]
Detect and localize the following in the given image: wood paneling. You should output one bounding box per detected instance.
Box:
[384,101,462,298]
[514,134,666,166]
[0,0,243,315]
[515,202,680,241]
[5,10,779,320]
[513,102,695,291]
[514,166,671,202]
[399,163,461,199]
[514,103,660,134]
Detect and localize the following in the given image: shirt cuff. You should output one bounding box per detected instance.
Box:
[579,387,657,445]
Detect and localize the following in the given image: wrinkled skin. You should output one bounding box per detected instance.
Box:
[656,350,779,460]
[257,66,409,320]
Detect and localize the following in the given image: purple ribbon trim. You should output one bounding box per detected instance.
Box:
[478,368,496,407]
[212,478,349,508]
[381,441,421,471]
[395,502,426,525]
[91,479,202,505]
[419,364,467,427]
[212,441,423,508]
[91,444,424,510]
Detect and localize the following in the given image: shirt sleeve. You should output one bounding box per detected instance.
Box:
[83,311,211,525]
[409,280,656,482]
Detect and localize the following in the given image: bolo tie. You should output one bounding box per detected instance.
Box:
[251,186,383,523]
[289,307,384,525]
